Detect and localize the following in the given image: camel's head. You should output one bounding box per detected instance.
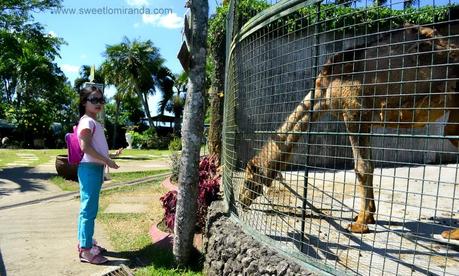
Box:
[239,160,264,209]
[314,71,330,96]
[315,49,355,98]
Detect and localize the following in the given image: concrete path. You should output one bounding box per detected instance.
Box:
[0,156,170,276]
[0,196,126,276]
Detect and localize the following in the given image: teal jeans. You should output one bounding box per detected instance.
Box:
[77,162,104,249]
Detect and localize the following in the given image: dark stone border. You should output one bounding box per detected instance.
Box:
[203,201,316,276]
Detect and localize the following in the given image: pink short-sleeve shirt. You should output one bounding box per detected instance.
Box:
[77,115,109,165]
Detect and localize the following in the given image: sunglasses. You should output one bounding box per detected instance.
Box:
[87,97,106,105]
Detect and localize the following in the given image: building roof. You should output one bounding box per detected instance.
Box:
[151,114,175,123]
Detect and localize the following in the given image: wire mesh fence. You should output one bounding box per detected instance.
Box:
[223,0,459,275]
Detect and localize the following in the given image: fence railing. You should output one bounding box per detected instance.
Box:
[223,0,459,274]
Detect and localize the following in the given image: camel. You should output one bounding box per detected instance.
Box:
[239,24,459,238]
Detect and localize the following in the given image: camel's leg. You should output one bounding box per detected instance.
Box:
[343,112,376,234]
[240,92,327,207]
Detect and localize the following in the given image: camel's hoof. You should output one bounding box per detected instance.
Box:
[441,228,459,240]
[353,215,375,225]
[348,223,370,234]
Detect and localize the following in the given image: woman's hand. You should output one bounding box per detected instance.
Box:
[105,158,119,169]
[114,148,124,157]
[110,148,124,159]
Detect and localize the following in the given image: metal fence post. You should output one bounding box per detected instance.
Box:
[300,1,321,252]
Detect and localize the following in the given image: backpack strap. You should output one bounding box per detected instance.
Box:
[75,120,97,137]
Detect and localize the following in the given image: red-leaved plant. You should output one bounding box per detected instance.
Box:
[159,155,221,233]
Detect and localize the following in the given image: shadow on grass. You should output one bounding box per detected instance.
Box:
[105,243,203,273]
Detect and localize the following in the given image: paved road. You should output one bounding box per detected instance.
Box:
[0,157,169,276]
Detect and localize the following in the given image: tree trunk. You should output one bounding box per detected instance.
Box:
[15,83,22,109]
[173,0,209,266]
[173,109,183,136]
[138,91,154,128]
[208,4,226,163]
[208,57,225,162]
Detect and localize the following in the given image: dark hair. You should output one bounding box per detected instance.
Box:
[79,86,103,117]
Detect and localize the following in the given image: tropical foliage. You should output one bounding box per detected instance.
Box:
[102,37,174,130]
[1,0,455,150]
[160,155,221,232]
[158,71,187,136]
[0,0,76,147]
[207,0,270,160]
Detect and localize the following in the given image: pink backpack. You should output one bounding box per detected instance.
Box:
[65,124,95,165]
[65,125,82,165]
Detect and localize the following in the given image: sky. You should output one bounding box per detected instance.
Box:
[33,0,219,115]
[31,0,456,115]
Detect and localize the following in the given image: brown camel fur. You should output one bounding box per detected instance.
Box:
[240,24,459,237]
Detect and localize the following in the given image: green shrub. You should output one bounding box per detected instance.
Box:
[127,130,144,149]
[169,152,181,183]
[168,137,182,151]
[141,128,159,149]
[127,129,173,150]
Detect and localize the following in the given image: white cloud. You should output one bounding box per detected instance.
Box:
[126,0,149,7]
[159,13,183,29]
[142,14,161,25]
[61,64,80,74]
[133,23,140,28]
[142,13,183,29]
[80,54,87,60]
[47,31,57,37]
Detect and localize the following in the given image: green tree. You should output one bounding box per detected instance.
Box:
[158,71,187,136]
[74,65,105,91]
[0,0,64,103]
[207,0,270,162]
[103,37,173,130]
[0,1,61,30]
[99,62,125,147]
[0,0,72,147]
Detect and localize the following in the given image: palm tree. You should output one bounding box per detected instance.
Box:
[74,65,104,91]
[100,61,129,147]
[103,37,171,129]
[158,71,187,136]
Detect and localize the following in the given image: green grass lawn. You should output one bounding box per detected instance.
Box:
[1,148,173,192]
[98,180,202,276]
[50,169,170,191]
[122,149,172,156]
[0,149,171,168]
[0,149,66,168]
